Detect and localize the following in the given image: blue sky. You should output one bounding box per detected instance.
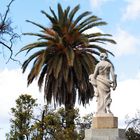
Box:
[1,0,140,79]
[0,0,140,139]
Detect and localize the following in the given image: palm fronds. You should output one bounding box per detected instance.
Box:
[20,3,116,107]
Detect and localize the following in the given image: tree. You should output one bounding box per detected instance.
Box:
[31,106,92,140]
[18,3,116,129]
[126,128,140,140]
[7,95,92,140]
[125,111,140,140]
[6,94,37,140]
[0,0,19,63]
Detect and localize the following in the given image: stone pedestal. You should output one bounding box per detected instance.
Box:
[84,115,127,140]
[92,116,118,128]
[84,128,127,140]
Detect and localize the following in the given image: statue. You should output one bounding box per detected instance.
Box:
[89,53,117,116]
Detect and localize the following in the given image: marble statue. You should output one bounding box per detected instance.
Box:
[89,53,117,115]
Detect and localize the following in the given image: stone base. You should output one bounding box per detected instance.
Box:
[92,116,118,129]
[84,128,127,140]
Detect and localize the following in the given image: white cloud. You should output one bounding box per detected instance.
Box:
[85,27,140,57]
[112,78,140,116]
[89,0,113,8]
[109,28,139,57]
[84,27,103,34]
[122,0,140,20]
[136,71,140,79]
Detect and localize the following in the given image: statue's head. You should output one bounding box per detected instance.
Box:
[100,52,108,60]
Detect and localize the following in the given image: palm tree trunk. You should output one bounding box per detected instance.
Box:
[40,110,45,140]
[65,104,74,128]
[65,93,75,130]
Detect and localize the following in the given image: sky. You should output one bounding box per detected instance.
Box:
[0,0,140,139]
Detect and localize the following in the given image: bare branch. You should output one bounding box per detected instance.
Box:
[0,0,21,64]
[0,40,20,64]
[3,0,15,22]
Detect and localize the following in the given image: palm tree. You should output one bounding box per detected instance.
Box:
[19,4,116,129]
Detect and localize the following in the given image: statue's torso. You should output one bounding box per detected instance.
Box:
[97,61,111,79]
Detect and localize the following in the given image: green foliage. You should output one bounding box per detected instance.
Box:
[6,94,93,140]
[6,94,37,140]
[31,106,92,140]
[126,128,140,140]
[19,3,116,107]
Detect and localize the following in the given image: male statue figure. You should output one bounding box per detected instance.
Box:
[89,53,117,115]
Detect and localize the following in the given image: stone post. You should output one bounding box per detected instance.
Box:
[84,114,127,140]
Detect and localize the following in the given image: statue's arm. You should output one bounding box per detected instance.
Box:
[110,65,117,90]
[89,64,99,87]
[92,65,99,87]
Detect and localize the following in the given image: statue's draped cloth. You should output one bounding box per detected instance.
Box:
[96,70,112,114]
